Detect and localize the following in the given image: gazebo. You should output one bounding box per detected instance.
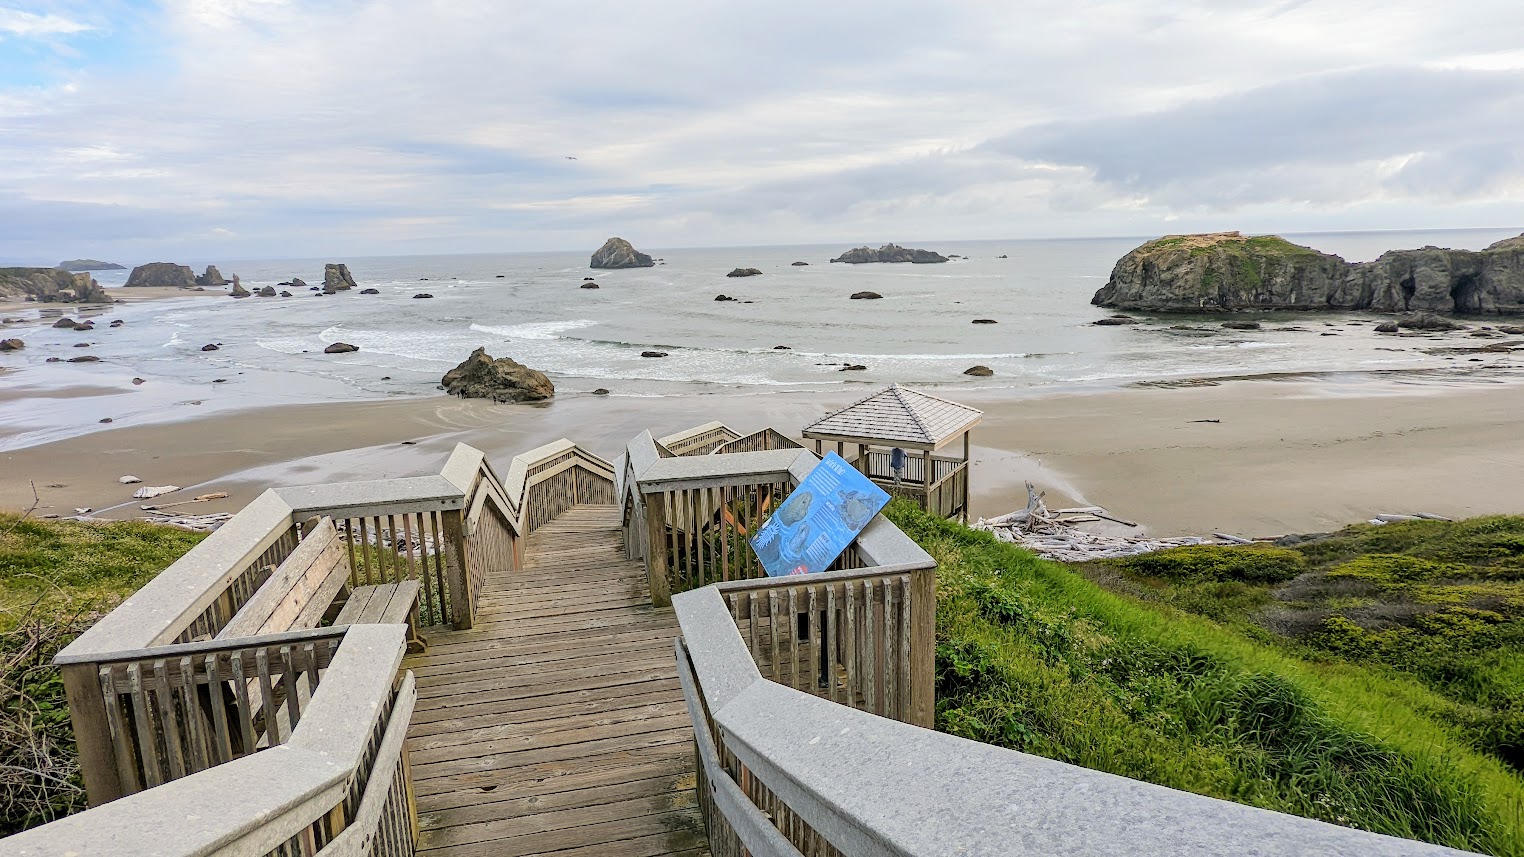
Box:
[801,383,983,521]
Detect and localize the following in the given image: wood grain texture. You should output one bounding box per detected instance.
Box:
[404,504,705,857]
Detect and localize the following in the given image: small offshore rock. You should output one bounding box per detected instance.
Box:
[1398,312,1463,331]
[791,261,809,266]
[714,294,736,302]
[132,377,145,385]
[726,268,763,278]
[67,355,100,363]
[774,345,791,349]
[72,342,89,347]
[414,293,434,299]
[279,291,292,297]
[258,286,277,297]
[230,282,251,298]
[0,338,23,351]
[52,317,77,328]
[580,282,600,289]
[641,351,669,358]
[972,318,998,324]
[110,319,124,327]
[850,291,882,300]
[1499,325,1524,335]
[45,357,61,362]
[591,388,610,395]
[1093,317,1136,326]
[99,417,112,423]
[325,342,359,354]
[1222,321,1261,330]
[201,343,219,351]
[73,322,93,330]
[964,365,994,376]
[840,364,868,371]
[360,288,380,295]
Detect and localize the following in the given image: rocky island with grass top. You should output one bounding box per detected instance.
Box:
[1094,231,1524,315]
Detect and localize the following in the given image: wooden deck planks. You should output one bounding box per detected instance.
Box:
[404,504,705,857]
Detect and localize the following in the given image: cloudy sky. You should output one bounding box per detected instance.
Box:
[2,0,1523,262]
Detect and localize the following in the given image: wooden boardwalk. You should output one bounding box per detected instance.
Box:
[403,504,707,857]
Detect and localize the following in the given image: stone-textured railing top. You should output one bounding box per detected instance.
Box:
[637,449,810,490]
[13,625,411,857]
[672,588,1471,857]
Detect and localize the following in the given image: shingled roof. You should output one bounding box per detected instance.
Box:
[802,384,983,450]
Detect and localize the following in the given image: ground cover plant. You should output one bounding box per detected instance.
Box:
[885,501,1524,856]
[0,512,204,834]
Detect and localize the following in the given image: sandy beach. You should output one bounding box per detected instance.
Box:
[3,373,1522,538]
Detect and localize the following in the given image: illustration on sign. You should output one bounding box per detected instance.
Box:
[750,452,891,577]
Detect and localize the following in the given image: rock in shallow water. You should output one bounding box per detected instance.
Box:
[850,291,882,300]
[324,342,359,354]
[441,347,554,402]
[964,365,993,376]
[726,268,762,278]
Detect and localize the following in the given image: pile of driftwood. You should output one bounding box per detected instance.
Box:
[972,482,1252,562]
[137,492,232,532]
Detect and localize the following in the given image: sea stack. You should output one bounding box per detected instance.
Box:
[0,269,107,303]
[324,263,359,292]
[590,237,655,269]
[196,265,227,287]
[126,262,198,288]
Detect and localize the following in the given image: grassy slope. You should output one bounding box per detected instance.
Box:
[885,502,1524,856]
[0,512,204,833]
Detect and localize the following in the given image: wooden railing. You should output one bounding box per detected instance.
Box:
[501,439,617,534]
[658,421,742,457]
[712,427,804,455]
[10,625,418,857]
[861,451,968,519]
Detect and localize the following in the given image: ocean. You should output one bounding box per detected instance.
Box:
[2,229,1520,449]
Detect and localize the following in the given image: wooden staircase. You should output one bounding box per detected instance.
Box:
[403,504,707,857]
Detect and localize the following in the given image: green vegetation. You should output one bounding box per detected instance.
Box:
[1143,233,1324,258]
[0,512,203,834]
[886,501,1524,856]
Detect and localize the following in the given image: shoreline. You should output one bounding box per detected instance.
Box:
[3,373,1522,539]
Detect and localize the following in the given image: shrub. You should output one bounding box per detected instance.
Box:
[1109,545,1306,585]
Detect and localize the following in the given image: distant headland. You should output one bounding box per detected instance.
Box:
[1094,231,1524,315]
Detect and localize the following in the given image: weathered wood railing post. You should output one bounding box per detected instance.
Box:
[60,662,122,806]
[910,563,936,729]
[443,508,474,629]
[644,493,672,607]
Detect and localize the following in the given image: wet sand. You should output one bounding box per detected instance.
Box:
[3,376,1522,537]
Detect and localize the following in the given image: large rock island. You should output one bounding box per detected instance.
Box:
[1092,231,1524,315]
[57,259,124,271]
[590,237,655,269]
[831,244,948,264]
[0,268,108,303]
[125,262,198,288]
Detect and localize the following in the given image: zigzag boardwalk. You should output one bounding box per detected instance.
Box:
[404,504,707,857]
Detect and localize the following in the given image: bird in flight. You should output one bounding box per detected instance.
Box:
[565,156,577,160]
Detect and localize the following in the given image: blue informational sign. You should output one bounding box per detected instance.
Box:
[750,452,891,577]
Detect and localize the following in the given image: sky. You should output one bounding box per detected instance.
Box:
[1,0,1523,263]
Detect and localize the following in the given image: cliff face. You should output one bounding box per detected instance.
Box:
[0,268,108,303]
[1094,232,1524,314]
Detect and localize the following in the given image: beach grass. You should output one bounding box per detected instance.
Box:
[0,512,204,833]
[887,501,1524,856]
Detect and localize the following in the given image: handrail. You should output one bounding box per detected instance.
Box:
[7,625,415,857]
[657,421,742,456]
[671,586,1469,857]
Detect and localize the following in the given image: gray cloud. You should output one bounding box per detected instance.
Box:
[1,1,1522,260]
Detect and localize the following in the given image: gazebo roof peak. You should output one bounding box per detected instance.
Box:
[802,383,983,449]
